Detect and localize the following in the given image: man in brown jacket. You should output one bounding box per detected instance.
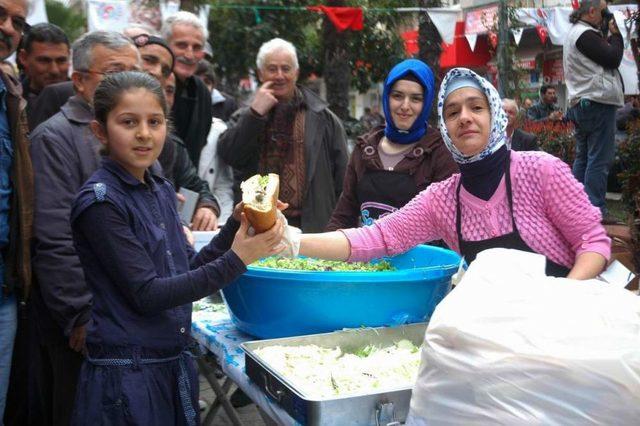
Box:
[0,0,33,421]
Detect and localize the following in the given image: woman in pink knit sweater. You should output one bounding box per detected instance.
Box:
[294,68,610,279]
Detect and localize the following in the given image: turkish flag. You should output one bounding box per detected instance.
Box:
[488,32,498,49]
[536,25,548,45]
[571,0,579,9]
[307,6,364,31]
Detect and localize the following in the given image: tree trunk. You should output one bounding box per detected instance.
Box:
[323,0,351,121]
[417,0,443,125]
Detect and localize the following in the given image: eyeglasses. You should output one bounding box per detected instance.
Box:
[0,6,29,34]
[78,67,141,76]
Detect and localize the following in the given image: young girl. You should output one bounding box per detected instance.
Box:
[69,71,284,425]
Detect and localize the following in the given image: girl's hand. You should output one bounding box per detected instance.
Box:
[231,213,285,265]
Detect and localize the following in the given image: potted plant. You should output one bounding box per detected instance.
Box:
[522,119,576,165]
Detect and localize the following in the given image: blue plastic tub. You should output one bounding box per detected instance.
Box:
[221,245,461,338]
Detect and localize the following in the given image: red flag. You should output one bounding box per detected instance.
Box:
[307,6,364,31]
[536,25,548,45]
[488,32,498,49]
[571,0,579,10]
[401,29,419,56]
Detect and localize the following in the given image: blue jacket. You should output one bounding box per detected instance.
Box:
[70,158,245,354]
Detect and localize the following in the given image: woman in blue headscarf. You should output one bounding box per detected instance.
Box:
[290,68,609,281]
[325,59,458,231]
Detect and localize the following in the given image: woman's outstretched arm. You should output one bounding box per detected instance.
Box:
[299,231,351,261]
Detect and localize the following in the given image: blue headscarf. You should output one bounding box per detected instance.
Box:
[437,68,508,164]
[382,59,435,145]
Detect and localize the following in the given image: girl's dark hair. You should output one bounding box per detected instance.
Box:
[93,71,168,126]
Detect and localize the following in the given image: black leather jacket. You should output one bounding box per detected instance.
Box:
[159,132,220,215]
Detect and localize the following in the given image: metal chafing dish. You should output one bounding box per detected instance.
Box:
[241,323,427,425]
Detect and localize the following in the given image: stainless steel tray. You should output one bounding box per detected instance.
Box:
[241,323,427,425]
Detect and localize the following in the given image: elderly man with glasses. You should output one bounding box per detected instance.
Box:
[28,31,141,426]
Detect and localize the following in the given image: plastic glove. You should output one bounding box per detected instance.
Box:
[277,211,301,258]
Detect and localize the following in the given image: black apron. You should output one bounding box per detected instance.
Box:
[456,156,570,278]
[357,169,417,226]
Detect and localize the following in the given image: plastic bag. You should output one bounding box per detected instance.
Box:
[406,248,640,425]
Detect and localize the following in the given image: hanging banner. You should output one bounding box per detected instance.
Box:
[611,5,637,45]
[488,32,498,49]
[307,6,364,31]
[129,0,162,29]
[465,5,498,38]
[543,58,564,84]
[620,48,639,95]
[160,0,180,18]
[535,25,548,45]
[87,0,130,32]
[512,28,524,46]
[402,30,419,56]
[427,8,460,45]
[198,4,210,30]
[27,0,48,25]
[515,7,571,46]
[465,33,478,52]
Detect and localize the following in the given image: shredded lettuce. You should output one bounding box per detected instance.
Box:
[258,175,269,188]
[253,257,395,272]
[255,340,421,398]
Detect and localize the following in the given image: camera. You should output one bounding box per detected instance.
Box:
[601,8,615,36]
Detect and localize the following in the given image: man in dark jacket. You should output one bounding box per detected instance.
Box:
[126,30,220,230]
[527,84,563,122]
[0,0,33,422]
[218,38,348,232]
[503,98,539,151]
[17,23,70,130]
[195,59,238,123]
[162,11,212,166]
[29,31,143,425]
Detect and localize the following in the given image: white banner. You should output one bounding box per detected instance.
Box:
[198,4,210,32]
[465,33,478,52]
[87,0,130,32]
[512,28,524,46]
[160,0,181,18]
[515,7,571,46]
[27,0,48,25]
[426,8,459,45]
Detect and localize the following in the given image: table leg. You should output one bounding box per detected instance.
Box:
[257,406,280,426]
[197,356,244,426]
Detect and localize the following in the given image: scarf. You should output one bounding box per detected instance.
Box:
[437,67,508,164]
[382,59,435,145]
[437,68,510,199]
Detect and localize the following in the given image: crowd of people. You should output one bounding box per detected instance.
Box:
[0,0,628,424]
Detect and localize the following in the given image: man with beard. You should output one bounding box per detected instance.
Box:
[0,0,33,422]
[162,11,212,166]
[17,23,70,130]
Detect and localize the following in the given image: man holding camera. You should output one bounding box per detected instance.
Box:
[563,0,623,219]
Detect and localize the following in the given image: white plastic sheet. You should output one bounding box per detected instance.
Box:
[406,248,640,425]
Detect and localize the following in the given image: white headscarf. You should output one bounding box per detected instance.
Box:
[437,68,508,164]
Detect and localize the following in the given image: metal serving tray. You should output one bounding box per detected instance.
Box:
[241,323,427,426]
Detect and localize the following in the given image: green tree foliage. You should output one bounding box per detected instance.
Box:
[206,0,415,97]
[45,0,86,43]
